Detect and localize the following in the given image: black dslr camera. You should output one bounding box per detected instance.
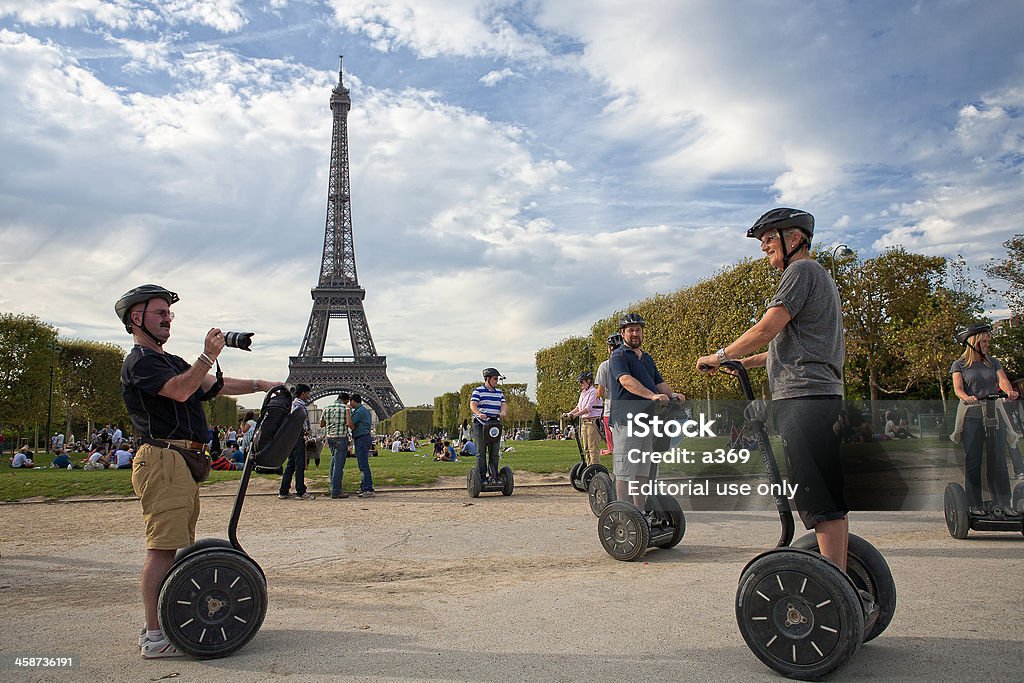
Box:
[224,331,254,351]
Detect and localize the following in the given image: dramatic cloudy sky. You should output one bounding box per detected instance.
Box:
[1,0,1021,408]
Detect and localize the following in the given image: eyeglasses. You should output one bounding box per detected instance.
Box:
[759,233,780,246]
[147,309,175,320]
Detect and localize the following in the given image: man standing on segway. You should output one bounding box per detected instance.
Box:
[696,208,850,571]
[470,368,507,482]
[115,284,276,658]
[562,371,603,466]
[610,313,685,510]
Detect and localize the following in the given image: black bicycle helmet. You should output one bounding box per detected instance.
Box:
[955,323,992,346]
[482,367,505,379]
[618,313,645,329]
[114,285,179,347]
[577,371,594,383]
[747,208,814,269]
[606,333,623,348]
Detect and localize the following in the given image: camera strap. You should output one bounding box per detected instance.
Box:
[198,360,224,401]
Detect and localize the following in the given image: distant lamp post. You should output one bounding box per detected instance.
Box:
[45,342,62,453]
[829,244,855,282]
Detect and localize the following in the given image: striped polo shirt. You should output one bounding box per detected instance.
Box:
[471,384,505,422]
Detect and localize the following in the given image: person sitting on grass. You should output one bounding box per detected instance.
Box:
[435,440,457,461]
[10,446,34,468]
[432,439,444,459]
[112,445,135,469]
[83,448,111,470]
[51,448,73,469]
[211,452,241,471]
[458,438,477,460]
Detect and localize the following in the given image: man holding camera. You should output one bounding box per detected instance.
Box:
[115,284,277,659]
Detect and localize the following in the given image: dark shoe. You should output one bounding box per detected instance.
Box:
[968,506,985,516]
[295,492,316,500]
[278,493,291,500]
[330,492,349,499]
[357,490,375,498]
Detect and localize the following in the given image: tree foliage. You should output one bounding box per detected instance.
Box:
[433,391,460,433]
[57,339,128,432]
[0,313,58,429]
[984,233,1024,315]
[535,336,596,419]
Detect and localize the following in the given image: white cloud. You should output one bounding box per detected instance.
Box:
[324,0,551,61]
[479,67,520,87]
[0,0,248,33]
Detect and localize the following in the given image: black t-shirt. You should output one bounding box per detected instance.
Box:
[121,345,209,442]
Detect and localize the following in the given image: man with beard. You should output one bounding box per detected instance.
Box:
[609,313,685,509]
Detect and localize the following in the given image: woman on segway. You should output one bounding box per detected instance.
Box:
[950,324,1019,514]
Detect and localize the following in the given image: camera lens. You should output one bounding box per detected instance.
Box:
[223,331,254,351]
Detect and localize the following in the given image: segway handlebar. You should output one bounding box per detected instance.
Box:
[705,359,794,548]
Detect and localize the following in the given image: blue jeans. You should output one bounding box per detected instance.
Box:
[328,436,349,495]
[353,433,373,492]
[473,422,500,479]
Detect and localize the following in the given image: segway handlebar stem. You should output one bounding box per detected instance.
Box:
[713,360,794,547]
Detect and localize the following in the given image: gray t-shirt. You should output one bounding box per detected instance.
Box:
[766,258,845,399]
[595,359,612,416]
[951,356,1003,418]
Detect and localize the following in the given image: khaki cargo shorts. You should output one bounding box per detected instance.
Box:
[132,443,200,550]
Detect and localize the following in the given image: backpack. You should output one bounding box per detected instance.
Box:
[249,385,307,471]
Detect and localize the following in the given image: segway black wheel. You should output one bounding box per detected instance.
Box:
[598,501,650,562]
[569,462,586,492]
[580,463,609,490]
[648,495,686,549]
[736,549,864,680]
[500,465,514,496]
[587,472,615,517]
[944,482,970,539]
[467,468,482,498]
[1012,482,1024,514]
[158,549,268,659]
[792,533,896,643]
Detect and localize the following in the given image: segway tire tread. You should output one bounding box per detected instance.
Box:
[598,501,650,562]
[158,548,268,659]
[791,532,896,643]
[736,549,863,680]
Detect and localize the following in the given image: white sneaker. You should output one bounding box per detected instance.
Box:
[141,636,185,658]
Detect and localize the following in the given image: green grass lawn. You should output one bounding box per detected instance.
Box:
[0,435,961,502]
[0,440,585,502]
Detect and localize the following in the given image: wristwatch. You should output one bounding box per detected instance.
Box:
[716,348,729,363]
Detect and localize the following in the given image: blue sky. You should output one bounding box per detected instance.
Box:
[1,0,1021,408]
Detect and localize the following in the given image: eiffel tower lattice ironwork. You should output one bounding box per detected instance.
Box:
[287,58,404,419]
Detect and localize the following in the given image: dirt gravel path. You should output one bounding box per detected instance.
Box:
[1,478,1022,682]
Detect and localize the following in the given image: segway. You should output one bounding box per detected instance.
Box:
[595,398,688,559]
[568,417,610,494]
[943,392,1024,539]
[718,361,896,680]
[156,386,306,659]
[466,416,514,497]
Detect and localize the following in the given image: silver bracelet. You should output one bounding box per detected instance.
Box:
[198,353,214,367]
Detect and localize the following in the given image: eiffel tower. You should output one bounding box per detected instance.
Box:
[287,58,404,419]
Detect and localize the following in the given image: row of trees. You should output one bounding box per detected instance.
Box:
[0,313,239,449]
[534,239,1023,421]
[428,382,537,437]
[1,313,128,446]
